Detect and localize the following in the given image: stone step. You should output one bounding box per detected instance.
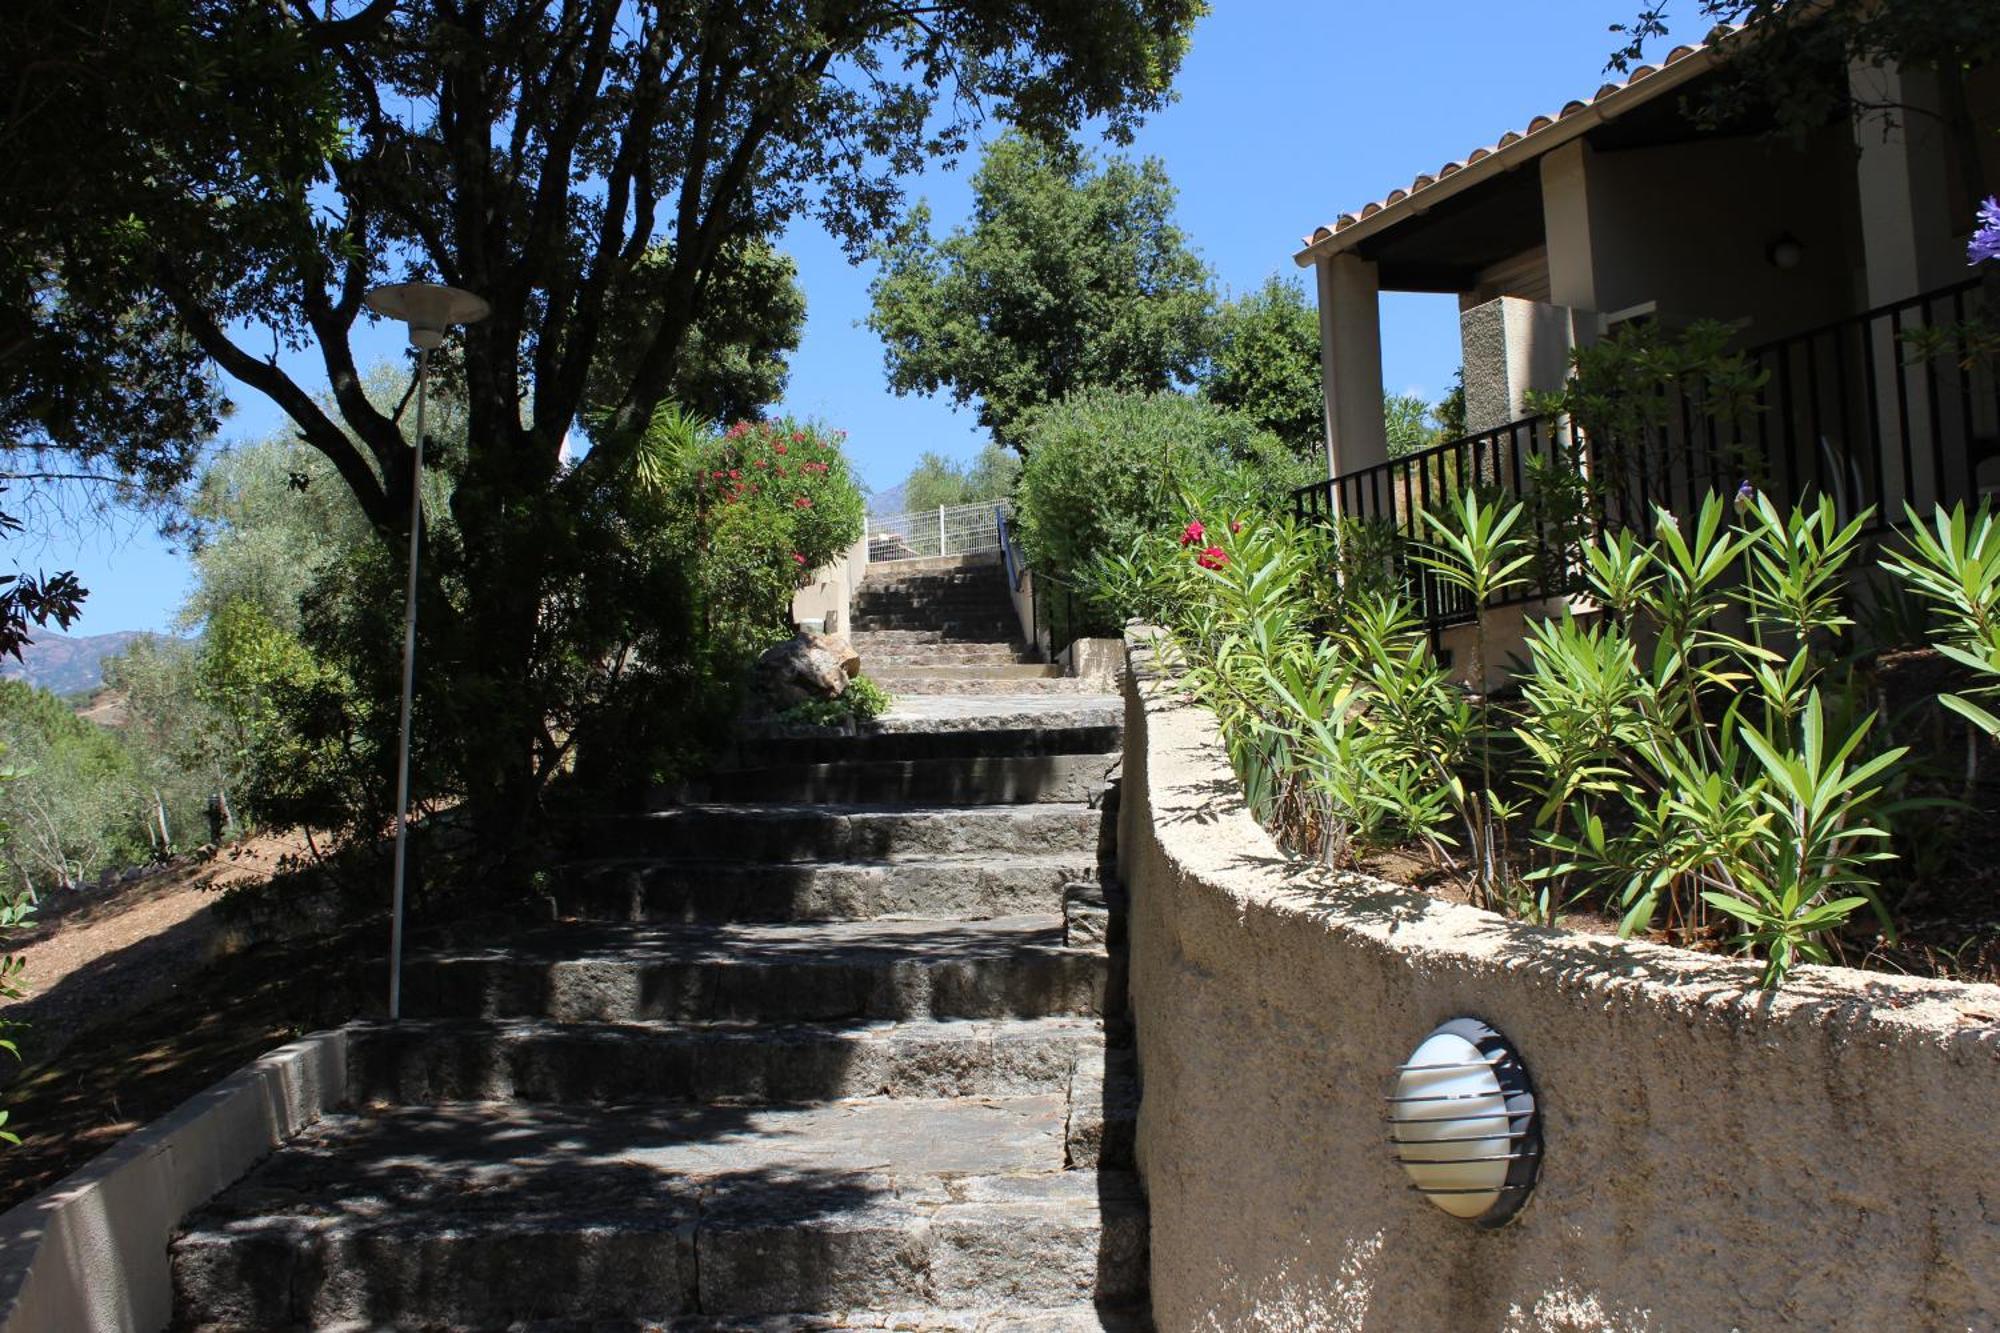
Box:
[868,664,1063,681]
[400,916,1107,1023]
[580,803,1104,863]
[862,646,1037,669]
[724,720,1121,768]
[552,853,1101,923]
[345,1016,1113,1109]
[170,1098,1147,1327]
[849,618,1018,638]
[684,753,1111,807]
[852,630,1020,648]
[851,598,1016,617]
[870,677,1089,697]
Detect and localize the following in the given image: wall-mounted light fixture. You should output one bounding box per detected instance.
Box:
[1766,232,1806,271]
[1386,1018,1541,1228]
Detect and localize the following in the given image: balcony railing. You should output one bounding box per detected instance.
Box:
[1293,276,2000,631]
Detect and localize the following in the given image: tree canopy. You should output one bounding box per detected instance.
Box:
[896,443,1021,514]
[1200,275,1324,458]
[868,131,1216,450]
[8,0,1202,862]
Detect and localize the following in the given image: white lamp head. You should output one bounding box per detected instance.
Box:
[364,282,491,350]
[1387,1017,1542,1228]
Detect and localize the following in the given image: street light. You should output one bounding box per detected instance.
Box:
[362,281,490,1019]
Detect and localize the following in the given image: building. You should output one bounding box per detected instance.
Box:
[1294,24,1999,645]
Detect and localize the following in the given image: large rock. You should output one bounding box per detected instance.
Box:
[813,630,862,678]
[753,633,850,709]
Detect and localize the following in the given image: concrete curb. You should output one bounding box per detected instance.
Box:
[0,1028,349,1333]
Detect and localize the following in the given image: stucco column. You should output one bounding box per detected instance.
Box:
[1541,140,1599,314]
[1851,59,1956,307]
[1314,253,1387,482]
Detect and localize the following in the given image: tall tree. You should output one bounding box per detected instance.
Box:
[868,131,1216,450]
[897,443,1021,514]
[583,237,807,427]
[1200,275,1323,458]
[70,2,1199,862]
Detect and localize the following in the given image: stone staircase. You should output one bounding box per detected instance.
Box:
[853,553,1083,697]
[169,607,1143,1328]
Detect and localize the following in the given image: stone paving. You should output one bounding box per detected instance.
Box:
[170,553,1143,1330]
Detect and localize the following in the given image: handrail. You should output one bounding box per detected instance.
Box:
[996,508,1080,664]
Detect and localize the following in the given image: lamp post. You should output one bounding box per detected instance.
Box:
[362,281,490,1019]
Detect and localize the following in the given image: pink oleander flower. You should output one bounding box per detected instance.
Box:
[1179,519,1204,547]
[1197,545,1228,570]
[792,551,807,565]
[1229,519,1243,534]
[794,494,812,508]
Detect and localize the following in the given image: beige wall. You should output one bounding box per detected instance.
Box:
[1118,634,2000,1331]
[790,535,869,636]
[1540,129,1863,346]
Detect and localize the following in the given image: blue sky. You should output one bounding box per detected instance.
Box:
[42,1,1698,634]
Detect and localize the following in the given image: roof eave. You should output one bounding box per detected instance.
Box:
[1292,40,1730,270]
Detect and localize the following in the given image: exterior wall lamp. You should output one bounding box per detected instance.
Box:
[1386,1018,1542,1227]
[1767,232,1806,271]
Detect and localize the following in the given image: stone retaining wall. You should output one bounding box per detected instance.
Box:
[1117,632,2000,1330]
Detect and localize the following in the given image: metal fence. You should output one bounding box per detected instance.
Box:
[1292,276,2000,634]
[866,500,1011,562]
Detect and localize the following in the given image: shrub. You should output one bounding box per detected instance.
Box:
[1013,389,1312,618]
[1103,480,1912,988]
[777,675,892,727]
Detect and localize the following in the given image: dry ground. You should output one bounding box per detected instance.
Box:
[0,834,377,1212]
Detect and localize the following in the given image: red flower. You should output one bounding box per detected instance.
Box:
[794,495,812,508]
[792,431,805,443]
[711,470,725,480]
[776,465,787,477]
[1229,520,1243,534]
[1197,545,1228,570]
[1179,520,1205,547]
[792,551,807,565]
[755,458,769,469]
[774,442,788,455]
[728,469,741,480]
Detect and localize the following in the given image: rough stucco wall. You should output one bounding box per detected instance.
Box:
[1118,635,2000,1332]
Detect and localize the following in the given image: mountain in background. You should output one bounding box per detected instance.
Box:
[866,481,907,519]
[2,631,152,698]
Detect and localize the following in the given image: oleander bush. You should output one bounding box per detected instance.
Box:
[1086,476,2000,988]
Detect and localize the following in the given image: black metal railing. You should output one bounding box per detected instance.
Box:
[1293,277,2000,632]
[1293,413,1586,629]
[998,507,1081,663]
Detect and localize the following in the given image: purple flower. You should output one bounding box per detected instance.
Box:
[1734,480,1756,515]
[1970,196,2000,266]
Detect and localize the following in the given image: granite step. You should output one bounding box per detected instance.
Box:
[851,630,1021,648]
[723,720,1121,768]
[399,916,1107,1023]
[578,803,1104,863]
[849,618,1018,637]
[550,853,1101,924]
[867,664,1062,682]
[683,753,1111,806]
[345,1016,1119,1111]
[868,677,1089,697]
[860,646,1037,669]
[170,1098,1147,1327]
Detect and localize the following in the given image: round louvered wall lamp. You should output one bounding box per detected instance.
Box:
[1386,1018,1542,1228]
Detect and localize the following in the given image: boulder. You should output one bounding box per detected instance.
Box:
[753,633,851,709]
[814,631,862,679]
